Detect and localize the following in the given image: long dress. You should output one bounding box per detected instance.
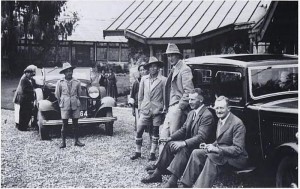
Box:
[106,73,118,99]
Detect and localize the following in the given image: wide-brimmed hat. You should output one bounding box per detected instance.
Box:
[24,65,37,73]
[59,62,76,74]
[165,43,182,56]
[144,57,164,68]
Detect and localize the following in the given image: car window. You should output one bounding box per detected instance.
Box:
[250,65,298,98]
[215,71,243,103]
[192,69,214,105]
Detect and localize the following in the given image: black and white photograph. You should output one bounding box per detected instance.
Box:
[1,0,298,188]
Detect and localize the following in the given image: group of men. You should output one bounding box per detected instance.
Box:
[129,43,248,187]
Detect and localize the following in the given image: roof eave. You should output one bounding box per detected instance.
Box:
[103,30,125,38]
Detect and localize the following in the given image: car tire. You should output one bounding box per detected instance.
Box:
[37,111,50,140]
[276,156,298,187]
[105,108,114,136]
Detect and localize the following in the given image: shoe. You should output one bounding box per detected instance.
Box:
[60,143,66,148]
[74,141,85,147]
[148,153,156,161]
[145,164,156,171]
[141,174,162,183]
[130,152,141,160]
[162,182,178,188]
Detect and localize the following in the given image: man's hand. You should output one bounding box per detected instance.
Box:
[206,144,220,153]
[170,141,186,152]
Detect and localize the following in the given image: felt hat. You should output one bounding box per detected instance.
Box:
[144,56,164,68]
[59,62,75,74]
[24,65,37,73]
[165,43,182,56]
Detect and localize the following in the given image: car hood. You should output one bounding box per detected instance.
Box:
[248,97,298,114]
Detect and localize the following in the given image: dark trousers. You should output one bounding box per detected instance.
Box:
[156,142,192,178]
[18,103,33,130]
[181,149,221,188]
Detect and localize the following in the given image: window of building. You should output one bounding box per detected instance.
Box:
[183,49,195,59]
[108,43,119,61]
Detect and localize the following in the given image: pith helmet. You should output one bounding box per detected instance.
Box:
[59,62,76,74]
[165,43,182,56]
[144,56,164,68]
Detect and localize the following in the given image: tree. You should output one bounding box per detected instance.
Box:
[1,1,79,75]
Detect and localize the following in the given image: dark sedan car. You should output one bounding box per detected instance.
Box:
[185,54,298,187]
[33,67,117,140]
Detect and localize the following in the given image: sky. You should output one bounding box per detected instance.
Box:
[65,0,134,42]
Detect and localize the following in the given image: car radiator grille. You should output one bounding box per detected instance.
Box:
[80,98,87,110]
[273,122,298,145]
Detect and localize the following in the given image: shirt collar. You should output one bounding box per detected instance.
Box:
[194,104,204,116]
[220,112,231,125]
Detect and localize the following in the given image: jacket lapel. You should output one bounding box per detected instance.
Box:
[172,60,183,81]
[150,75,162,92]
[217,113,233,139]
[191,106,206,133]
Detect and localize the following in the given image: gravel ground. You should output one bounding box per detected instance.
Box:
[1,107,256,188]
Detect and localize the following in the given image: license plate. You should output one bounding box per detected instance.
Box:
[80,110,88,118]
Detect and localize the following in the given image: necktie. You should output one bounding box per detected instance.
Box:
[217,120,222,137]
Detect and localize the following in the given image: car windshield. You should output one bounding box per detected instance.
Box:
[249,65,298,98]
[36,67,91,81]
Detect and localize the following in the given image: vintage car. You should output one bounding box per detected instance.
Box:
[185,54,298,187]
[33,67,117,140]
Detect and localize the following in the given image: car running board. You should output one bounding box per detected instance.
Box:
[42,117,117,126]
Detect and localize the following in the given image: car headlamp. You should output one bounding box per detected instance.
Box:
[88,86,100,98]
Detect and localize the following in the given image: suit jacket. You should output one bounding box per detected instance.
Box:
[130,78,140,108]
[55,78,81,111]
[138,74,166,115]
[13,74,35,105]
[165,60,194,111]
[170,106,215,149]
[208,113,248,169]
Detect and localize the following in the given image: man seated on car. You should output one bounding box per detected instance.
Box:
[141,88,215,187]
[180,96,248,188]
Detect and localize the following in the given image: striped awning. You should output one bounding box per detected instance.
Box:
[104,0,271,44]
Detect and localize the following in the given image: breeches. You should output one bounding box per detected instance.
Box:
[61,109,80,119]
[136,113,162,138]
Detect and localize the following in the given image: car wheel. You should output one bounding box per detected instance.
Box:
[276,156,298,187]
[105,108,114,136]
[37,111,50,140]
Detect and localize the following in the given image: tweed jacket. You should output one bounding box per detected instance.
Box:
[138,74,166,115]
[13,74,36,105]
[55,78,81,111]
[208,113,248,169]
[165,60,194,111]
[170,106,215,149]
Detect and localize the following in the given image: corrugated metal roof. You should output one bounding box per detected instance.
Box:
[105,0,271,39]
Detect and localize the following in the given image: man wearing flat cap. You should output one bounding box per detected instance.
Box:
[159,43,194,153]
[55,62,85,148]
[130,57,166,161]
[13,65,39,131]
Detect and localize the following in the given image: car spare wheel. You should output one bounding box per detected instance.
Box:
[276,156,298,188]
[37,111,50,140]
[105,107,114,136]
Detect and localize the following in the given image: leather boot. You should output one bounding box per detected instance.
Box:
[74,127,85,147]
[60,131,66,148]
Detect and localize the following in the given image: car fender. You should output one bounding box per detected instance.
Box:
[99,96,116,109]
[38,100,56,111]
[276,142,298,153]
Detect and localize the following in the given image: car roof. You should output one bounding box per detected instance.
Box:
[185,54,298,68]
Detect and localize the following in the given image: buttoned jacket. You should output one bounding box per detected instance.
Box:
[165,60,194,111]
[208,113,248,169]
[55,78,81,111]
[138,74,166,115]
[170,106,215,149]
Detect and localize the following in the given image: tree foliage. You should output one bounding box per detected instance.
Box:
[1,1,79,74]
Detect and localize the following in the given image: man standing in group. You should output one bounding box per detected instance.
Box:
[141,88,214,187]
[160,43,194,153]
[55,62,85,148]
[130,57,166,161]
[180,96,248,188]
